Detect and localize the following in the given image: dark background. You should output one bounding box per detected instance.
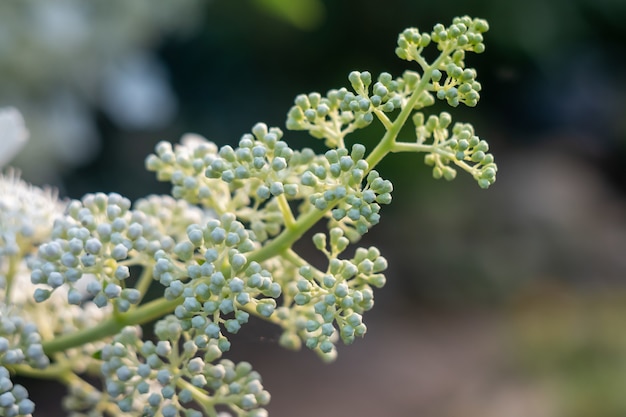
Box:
[4,1,626,416]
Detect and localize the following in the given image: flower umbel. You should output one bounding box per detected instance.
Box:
[0,16,496,416]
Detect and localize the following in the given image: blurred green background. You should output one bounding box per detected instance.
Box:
[3,0,626,416]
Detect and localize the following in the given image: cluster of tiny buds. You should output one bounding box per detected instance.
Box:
[145,136,227,209]
[152,212,280,349]
[396,16,488,63]
[431,63,481,107]
[392,16,488,108]
[302,144,393,237]
[101,322,269,417]
[29,193,203,310]
[0,367,34,417]
[204,124,297,194]
[414,112,497,188]
[0,312,47,417]
[284,227,387,358]
[146,124,326,242]
[431,16,489,52]
[287,70,428,148]
[0,312,49,370]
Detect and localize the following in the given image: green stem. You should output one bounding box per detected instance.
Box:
[246,206,327,264]
[177,375,217,416]
[133,265,156,305]
[393,141,480,178]
[42,296,180,355]
[391,141,454,156]
[10,362,71,379]
[276,193,296,229]
[5,255,18,302]
[365,48,453,170]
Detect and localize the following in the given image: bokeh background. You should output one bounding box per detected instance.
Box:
[3,0,626,416]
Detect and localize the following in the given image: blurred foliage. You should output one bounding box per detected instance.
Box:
[508,289,626,417]
[0,0,204,185]
[251,0,325,30]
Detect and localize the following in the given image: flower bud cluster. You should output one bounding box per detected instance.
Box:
[413,112,497,188]
[301,144,392,238]
[202,123,316,239]
[145,135,231,211]
[0,310,48,371]
[101,322,269,417]
[286,89,375,148]
[431,16,489,54]
[146,126,320,242]
[29,193,202,310]
[0,367,34,417]
[152,213,280,348]
[287,69,435,149]
[396,16,488,64]
[279,228,387,360]
[10,272,111,375]
[0,310,47,417]
[395,16,488,108]
[432,63,481,108]
[348,70,434,114]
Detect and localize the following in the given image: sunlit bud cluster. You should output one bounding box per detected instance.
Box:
[0,367,34,417]
[146,126,322,243]
[276,227,387,360]
[151,213,281,348]
[101,322,270,417]
[396,16,488,63]
[286,91,373,149]
[29,193,204,310]
[301,144,393,239]
[0,310,48,370]
[286,70,432,149]
[414,112,497,188]
[0,310,48,417]
[395,16,488,109]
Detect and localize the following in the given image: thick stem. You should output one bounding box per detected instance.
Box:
[42,296,180,355]
[133,265,156,305]
[246,205,327,265]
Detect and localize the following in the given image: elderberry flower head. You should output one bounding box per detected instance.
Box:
[100,322,270,416]
[275,227,386,361]
[0,366,34,417]
[29,193,210,310]
[0,17,497,417]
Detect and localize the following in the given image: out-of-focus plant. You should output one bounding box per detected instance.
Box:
[251,0,325,30]
[0,1,205,183]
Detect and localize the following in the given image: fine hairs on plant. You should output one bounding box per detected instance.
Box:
[0,16,495,417]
